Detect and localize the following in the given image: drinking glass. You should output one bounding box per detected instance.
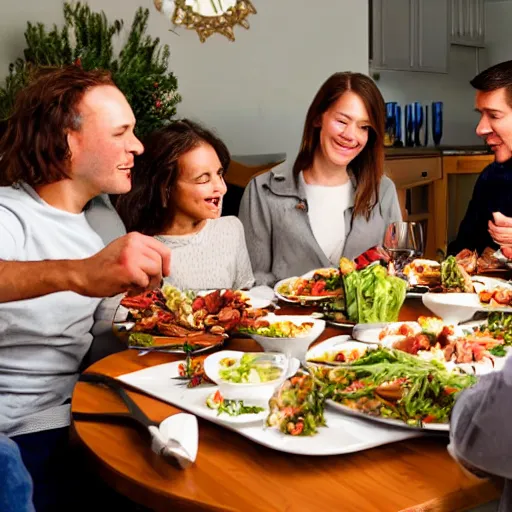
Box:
[383,221,424,274]
[432,101,443,146]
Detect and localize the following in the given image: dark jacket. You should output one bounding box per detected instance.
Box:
[448,161,512,255]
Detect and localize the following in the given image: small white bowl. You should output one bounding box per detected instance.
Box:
[244,314,325,360]
[203,350,299,401]
[422,292,481,325]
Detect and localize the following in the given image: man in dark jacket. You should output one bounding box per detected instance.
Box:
[450,60,512,512]
[449,60,512,258]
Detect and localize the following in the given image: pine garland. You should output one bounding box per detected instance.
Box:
[0,2,181,136]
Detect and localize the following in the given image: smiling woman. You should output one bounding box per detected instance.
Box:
[239,72,402,286]
[114,119,255,290]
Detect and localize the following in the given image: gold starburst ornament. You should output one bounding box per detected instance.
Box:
[153,0,256,43]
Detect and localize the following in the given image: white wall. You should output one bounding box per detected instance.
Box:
[485,0,512,66]
[375,45,482,146]
[0,0,369,161]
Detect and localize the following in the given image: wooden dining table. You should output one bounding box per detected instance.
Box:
[72,300,502,512]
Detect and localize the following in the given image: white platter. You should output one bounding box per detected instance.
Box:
[117,361,421,456]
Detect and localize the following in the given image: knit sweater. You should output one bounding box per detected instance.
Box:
[155,216,255,290]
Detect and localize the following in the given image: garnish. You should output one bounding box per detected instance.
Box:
[127,332,154,347]
[205,390,264,417]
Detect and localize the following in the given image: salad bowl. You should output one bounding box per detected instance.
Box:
[203,350,300,401]
[241,313,325,360]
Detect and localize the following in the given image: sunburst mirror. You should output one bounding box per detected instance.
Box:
[154,0,257,43]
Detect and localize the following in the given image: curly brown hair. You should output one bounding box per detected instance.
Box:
[115,119,230,235]
[0,65,115,187]
[293,72,386,220]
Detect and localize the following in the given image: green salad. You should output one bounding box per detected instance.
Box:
[342,262,407,324]
[219,354,282,383]
[315,348,476,426]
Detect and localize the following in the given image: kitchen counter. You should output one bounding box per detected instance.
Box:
[385,145,490,159]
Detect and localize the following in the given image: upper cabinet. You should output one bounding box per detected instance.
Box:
[371,0,449,73]
[450,0,485,47]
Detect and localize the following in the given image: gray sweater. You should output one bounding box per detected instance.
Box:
[450,356,512,511]
[238,162,402,286]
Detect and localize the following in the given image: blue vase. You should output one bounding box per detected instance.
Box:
[432,101,443,146]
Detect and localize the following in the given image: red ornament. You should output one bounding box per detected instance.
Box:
[74,57,82,68]
[155,100,162,109]
[154,82,159,88]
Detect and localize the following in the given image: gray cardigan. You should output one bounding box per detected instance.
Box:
[238,162,402,286]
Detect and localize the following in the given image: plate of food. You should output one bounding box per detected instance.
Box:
[311,346,477,431]
[352,316,511,375]
[114,285,271,352]
[305,336,377,365]
[274,268,342,304]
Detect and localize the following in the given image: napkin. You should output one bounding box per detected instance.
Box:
[148,413,198,469]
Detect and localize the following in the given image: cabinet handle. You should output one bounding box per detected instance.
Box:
[421,171,428,178]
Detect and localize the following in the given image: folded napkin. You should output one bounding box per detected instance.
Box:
[149,413,198,469]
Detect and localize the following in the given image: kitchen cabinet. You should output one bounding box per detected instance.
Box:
[385,155,443,259]
[371,0,449,73]
[434,154,494,255]
[450,0,485,48]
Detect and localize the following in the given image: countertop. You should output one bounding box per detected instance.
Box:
[385,145,491,159]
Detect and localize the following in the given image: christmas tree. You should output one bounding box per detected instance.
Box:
[0,3,181,136]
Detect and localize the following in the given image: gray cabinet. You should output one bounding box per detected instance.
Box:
[371,0,449,73]
[450,0,485,47]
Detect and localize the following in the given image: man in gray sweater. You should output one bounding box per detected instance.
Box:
[0,66,170,511]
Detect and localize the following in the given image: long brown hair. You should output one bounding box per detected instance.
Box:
[115,119,230,235]
[293,72,385,219]
[0,66,115,187]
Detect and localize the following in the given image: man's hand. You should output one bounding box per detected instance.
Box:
[74,232,171,297]
[488,212,512,246]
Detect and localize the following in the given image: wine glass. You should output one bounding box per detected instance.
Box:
[383,221,424,276]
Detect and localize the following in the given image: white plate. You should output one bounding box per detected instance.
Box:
[273,268,341,304]
[305,336,378,364]
[351,321,511,375]
[326,400,449,432]
[118,361,421,455]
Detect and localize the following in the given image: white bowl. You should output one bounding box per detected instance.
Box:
[245,314,326,360]
[203,350,299,401]
[422,292,481,325]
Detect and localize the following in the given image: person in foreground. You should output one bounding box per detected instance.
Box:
[0,66,170,511]
[115,119,254,290]
[448,60,512,257]
[239,72,402,286]
[450,355,512,511]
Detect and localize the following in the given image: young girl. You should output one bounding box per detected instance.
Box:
[239,72,402,286]
[115,119,254,290]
